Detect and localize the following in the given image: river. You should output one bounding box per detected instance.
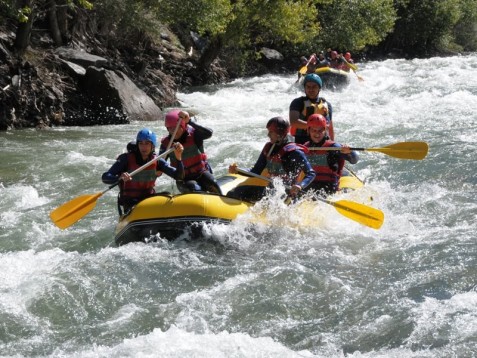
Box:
[1,55,476,357]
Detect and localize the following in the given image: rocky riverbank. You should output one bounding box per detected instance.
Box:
[0,23,291,131]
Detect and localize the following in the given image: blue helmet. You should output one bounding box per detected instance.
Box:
[136,128,157,147]
[303,73,322,88]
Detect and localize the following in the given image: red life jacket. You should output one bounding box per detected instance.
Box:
[162,127,207,177]
[263,142,307,179]
[291,98,329,136]
[305,140,344,184]
[120,153,157,199]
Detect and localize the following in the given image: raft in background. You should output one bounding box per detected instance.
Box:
[315,67,351,90]
[113,171,364,246]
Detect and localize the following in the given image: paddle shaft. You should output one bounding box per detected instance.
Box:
[308,141,428,160]
[235,168,383,229]
[50,147,175,229]
[237,168,272,182]
[342,57,358,71]
[165,114,183,150]
[299,55,315,75]
[99,146,176,197]
[104,146,176,192]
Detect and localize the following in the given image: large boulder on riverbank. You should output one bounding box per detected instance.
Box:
[77,66,162,125]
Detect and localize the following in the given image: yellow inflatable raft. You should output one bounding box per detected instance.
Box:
[114,170,364,246]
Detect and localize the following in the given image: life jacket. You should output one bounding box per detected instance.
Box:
[305,140,344,185]
[162,127,208,177]
[290,98,329,136]
[263,142,308,180]
[120,153,157,199]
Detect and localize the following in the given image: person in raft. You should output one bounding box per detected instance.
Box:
[289,73,334,144]
[303,114,358,196]
[159,109,222,194]
[102,128,184,215]
[227,117,315,202]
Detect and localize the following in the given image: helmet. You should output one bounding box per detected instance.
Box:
[307,114,327,129]
[345,52,351,60]
[266,116,290,136]
[331,51,338,58]
[136,128,157,147]
[303,73,322,88]
[165,109,187,130]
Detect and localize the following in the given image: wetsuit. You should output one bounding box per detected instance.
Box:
[227,137,316,202]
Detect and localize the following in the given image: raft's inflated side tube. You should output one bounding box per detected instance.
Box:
[113,171,363,245]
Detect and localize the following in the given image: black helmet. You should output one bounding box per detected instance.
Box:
[266,117,290,136]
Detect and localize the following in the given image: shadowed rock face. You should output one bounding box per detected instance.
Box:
[79,66,162,125]
[0,23,288,130]
[0,28,188,130]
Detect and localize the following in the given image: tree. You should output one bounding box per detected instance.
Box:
[383,0,462,56]
[316,0,396,52]
[453,0,477,51]
[155,0,321,71]
[11,0,93,54]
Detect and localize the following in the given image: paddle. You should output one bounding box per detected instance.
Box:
[341,57,364,81]
[236,168,384,229]
[50,147,175,230]
[308,141,429,160]
[299,55,314,75]
[295,55,315,84]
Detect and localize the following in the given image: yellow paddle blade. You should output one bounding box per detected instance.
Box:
[50,193,102,229]
[299,66,307,75]
[315,66,330,74]
[326,199,384,229]
[347,62,358,71]
[368,142,429,160]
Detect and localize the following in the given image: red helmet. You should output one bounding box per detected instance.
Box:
[266,116,290,136]
[165,110,187,130]
[307,114,327,129]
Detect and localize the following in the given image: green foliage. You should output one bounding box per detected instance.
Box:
[317,0,396,52]
[17,6,31,23]
[391,0,462,54]
[155,0,233,36]
[453,0,477,51]
[77,0,93,10]
[93,0,163,39]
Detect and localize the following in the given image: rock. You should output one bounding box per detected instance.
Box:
[260,47,284,61]
[78,66,162,125]
[59,59,87,76]
[54,47,109,68]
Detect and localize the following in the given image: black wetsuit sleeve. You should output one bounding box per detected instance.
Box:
[101,153,128,184]
[189,120,213,150]
[250,152,268,175]
[157,158,185,180]
[283,150,316,189]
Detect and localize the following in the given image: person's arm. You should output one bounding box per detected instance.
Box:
[285,150,315,197]
[289,97,308,131]
[101,153,128,184]
[157,159,184,180]
[338,144,359,164]
[249,151,268,175]
[292,151,315,189]
[156,143,185,180]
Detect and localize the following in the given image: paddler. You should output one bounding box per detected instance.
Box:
[289,73,334,144]
[227,117,315,202]
[303,114,358,196]
[160,110,222,194]
[102,128,184,215]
